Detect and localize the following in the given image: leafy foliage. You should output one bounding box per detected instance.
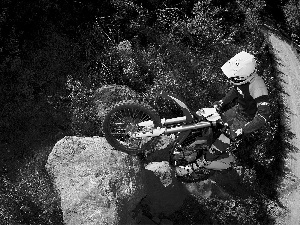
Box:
[203,197,270,225]
[66,78,100,136]
[283,0,300,35]
[0,148,63,225]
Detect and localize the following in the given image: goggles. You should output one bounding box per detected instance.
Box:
[229,71,256,84]
[229,76,246,83]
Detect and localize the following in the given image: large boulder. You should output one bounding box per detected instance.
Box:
[46,136,145,225]
[184,179,230,199]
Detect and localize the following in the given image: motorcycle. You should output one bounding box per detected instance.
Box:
[102,92,236,182]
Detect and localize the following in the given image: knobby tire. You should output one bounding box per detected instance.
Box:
[102,100,161,155]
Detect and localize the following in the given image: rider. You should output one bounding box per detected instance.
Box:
[176,51,270,176]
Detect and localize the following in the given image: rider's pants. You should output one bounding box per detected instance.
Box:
[205,105,249,161]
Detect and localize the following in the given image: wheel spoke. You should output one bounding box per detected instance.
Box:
[126,107,131,119]
[110,132,126,136]
[140,111,150,122]
[107,105,158,150]
[112,109,126,122]
[132,108,139,120]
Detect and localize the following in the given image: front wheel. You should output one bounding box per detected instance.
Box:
[102,100,162,155]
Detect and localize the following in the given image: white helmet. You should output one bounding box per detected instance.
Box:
[221,51,257,85]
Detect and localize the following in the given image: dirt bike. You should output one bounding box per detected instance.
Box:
[102,92,236,182]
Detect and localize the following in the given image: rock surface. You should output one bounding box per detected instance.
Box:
[145,161,173,187]
[46,136,145,225]
[143,161,187,217]
[46,134,249,225]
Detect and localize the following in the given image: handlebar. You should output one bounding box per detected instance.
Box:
[193,108,229,131]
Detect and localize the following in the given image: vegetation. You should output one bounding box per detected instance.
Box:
[0,0,299,224]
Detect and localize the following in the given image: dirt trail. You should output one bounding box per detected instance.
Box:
[268,33,300,225]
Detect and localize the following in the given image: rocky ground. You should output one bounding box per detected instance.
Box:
[268,32,300,225]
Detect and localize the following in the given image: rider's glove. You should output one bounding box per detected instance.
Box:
[222,124,243,141]
[212,100,223,112]
[195,110,204,119]
[230,127,243,140]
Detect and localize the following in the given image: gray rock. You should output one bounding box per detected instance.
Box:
[184,169,249,201]
[143,161,187,217]
[46,136,145,225]
[184,179,230,200]
[160,218,173,225]
[145,161,173,187]
[137,215,158,224]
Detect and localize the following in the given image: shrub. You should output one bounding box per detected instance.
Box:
[94,84,138,117]
[67,78,139,137]
[0,148,63,225]
[66,78,102,136]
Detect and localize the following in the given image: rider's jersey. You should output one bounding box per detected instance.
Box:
[235,75,269,118]
[222,74,270,133]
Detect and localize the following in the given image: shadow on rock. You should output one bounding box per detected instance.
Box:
[133,161,188,224]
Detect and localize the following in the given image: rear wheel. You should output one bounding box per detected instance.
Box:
[102,100,162,155]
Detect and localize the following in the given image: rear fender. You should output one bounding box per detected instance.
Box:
[158,92,193,123]
[158,92,193,145]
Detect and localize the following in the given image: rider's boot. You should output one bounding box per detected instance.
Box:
[176,134,232,176]
[175,155,208,176]
[205,133,231,161]
[173,137,207,163]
